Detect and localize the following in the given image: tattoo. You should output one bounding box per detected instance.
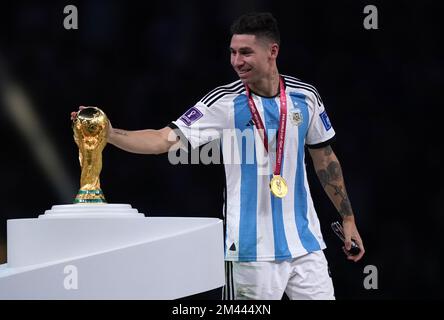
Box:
[316,160,353,217]
[114,129,128,136]
[324,146,333,156]
[317,169,329,189]
[327,161,343,181]
[339,198,353,217]
[317,161,342,187]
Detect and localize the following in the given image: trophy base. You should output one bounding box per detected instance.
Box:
[0,214,224,299]
[74,189,106,204]
[39,203,145,219]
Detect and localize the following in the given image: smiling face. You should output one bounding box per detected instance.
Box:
[230,34,279,87]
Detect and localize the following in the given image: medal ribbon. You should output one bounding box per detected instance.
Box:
[245,76,287,176]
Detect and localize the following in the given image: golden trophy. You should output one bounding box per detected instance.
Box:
[73,107,109,203]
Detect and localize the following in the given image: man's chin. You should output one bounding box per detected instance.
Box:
[238,75,252,85]
[237,70,252,78]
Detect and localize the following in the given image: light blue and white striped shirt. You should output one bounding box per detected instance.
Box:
[173,75,335,261]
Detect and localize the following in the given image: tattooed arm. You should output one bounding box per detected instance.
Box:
[107,125,180,155]
[71,107,181,155]
[308,145,365,262]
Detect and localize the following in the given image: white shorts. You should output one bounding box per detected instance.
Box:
[224,250,335,300]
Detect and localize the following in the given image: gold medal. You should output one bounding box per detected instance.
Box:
[270,175,288,198]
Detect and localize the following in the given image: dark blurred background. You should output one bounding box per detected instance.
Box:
[0,0,442,299]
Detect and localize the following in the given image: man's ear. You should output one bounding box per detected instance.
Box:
[270,43,279,59]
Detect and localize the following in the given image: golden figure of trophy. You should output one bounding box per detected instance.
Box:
[73,107,109,203]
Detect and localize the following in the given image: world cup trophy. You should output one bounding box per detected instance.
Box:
[73,107,109,203]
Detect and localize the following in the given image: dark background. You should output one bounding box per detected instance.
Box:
[0,0,442,299]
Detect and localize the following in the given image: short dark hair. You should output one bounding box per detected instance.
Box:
[230,12,280,45]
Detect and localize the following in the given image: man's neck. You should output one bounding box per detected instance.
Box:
[248,68,280,97]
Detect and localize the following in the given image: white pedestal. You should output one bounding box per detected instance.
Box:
[0,204,225,299]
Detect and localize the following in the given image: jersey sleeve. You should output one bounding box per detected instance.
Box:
[171,100,229,149]
[306,97,336,148]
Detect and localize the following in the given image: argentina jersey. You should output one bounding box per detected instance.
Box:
[172,75,335,261]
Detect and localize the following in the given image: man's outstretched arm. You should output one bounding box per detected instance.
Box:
[71,107,181,155]
[308,145,365,262]
[108,125,179,155]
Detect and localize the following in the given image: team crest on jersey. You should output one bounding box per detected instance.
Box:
[179,106,203,126]
[289,108,303,126]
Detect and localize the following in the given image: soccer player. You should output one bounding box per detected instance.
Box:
[72,12,365,300]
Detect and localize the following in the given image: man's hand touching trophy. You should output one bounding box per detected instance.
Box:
[71,106,109,203]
